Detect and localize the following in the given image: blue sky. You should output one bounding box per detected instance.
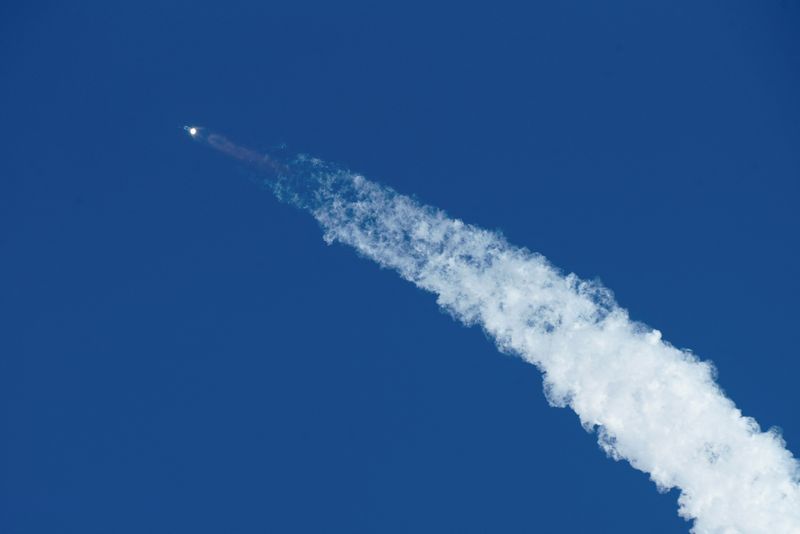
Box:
[2,2,799,532]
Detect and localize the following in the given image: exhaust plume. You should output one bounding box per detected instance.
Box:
[194,131,800,532]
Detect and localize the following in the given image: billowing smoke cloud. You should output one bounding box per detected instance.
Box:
[195,133,800,532]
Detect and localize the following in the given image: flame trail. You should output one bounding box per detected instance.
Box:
[189,130,800,533]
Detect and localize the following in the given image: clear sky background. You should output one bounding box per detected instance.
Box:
[2,2,799,532]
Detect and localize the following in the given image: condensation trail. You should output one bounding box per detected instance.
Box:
[191,131,800,533]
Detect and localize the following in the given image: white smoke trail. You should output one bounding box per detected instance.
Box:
[192,131,800,531]
[275,160,800,533]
